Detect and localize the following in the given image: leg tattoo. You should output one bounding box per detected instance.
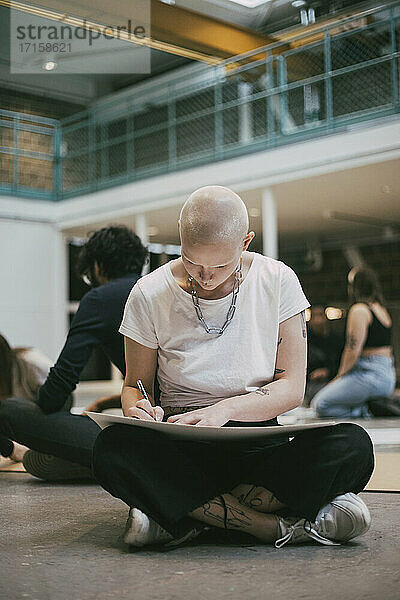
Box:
[231,484,286,513]
[189,493,280,544]
[202,496,253,530]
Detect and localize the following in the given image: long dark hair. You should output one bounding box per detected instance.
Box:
[0,334,14,401]
[348,266,384,305]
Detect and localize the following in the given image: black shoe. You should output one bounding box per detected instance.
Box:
[23,451,93,481]
[367,396,400,417]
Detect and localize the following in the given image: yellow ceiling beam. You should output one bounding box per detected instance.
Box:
[150,0,273,60]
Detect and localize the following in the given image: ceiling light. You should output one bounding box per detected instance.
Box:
[43,61,57,71]
[228,0,270,8]
[160,0,175,4]
[325,307,344,320]
[292,0,306,7]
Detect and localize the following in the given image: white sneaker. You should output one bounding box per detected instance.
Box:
[123,508,173,547]
[315,492,371,542]
[275,493,371,548]
[275,517,340,548]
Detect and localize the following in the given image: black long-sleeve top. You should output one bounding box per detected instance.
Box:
[37,272,140,413]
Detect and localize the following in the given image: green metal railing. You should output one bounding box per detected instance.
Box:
[0,109,59,199]
[1,1,400,201]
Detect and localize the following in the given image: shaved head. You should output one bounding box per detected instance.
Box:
[179,186,249,246]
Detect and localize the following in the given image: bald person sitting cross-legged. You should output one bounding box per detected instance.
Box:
[92,185,374,550]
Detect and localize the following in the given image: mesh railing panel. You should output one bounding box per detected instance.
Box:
[135,127,169,170]
[62,155,89,191]
[0,112,56,194]
[176,115,215,159]
[0,154,13,185]
[18,155,53,190]
[332,61,393,117]
[284,42,326,83]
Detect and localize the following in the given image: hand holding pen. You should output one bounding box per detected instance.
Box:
[125,379,164,422]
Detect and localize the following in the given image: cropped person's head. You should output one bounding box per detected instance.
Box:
[0,334,14,401]
[178,186,254,290]
[77,225,148,287]
[347,266,384,304]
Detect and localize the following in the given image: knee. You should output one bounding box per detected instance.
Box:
[0,397,20,418]
[333,423,374,461]
[312,391,335,418]
[314,402,333,418]
[0,397,40,419]
[93,425,123,459]
[92,424,146,476]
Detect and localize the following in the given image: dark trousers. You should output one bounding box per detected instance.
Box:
[0,397,100,467]
[93,422,374,539]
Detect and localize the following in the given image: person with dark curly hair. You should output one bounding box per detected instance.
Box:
[0,225,147,479]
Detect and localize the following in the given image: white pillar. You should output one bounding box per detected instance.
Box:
[261,187,278,259]
[135,213,149,274]
[238,82,252,144]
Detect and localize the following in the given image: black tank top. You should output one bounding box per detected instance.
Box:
[364,306,392,348]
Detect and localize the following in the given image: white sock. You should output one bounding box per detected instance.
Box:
[123,508,173,547]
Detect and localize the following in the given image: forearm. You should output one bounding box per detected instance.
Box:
[336,347,360,377]
[121,385,153,416]
[217,378,304,423]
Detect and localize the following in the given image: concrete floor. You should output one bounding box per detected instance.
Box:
[2,388,400,600]
[1,473,399,600]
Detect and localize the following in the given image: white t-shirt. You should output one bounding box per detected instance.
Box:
[120,252,310,409]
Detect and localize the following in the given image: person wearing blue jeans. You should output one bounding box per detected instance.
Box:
[312,266,396,419]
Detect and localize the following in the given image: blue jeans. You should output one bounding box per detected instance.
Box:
[312,355,396,419]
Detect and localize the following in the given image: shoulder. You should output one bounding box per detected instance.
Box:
[248,253,283,283]
[248,254,305,292]
[349,303,372,316]
[253,255,300,281]
[347,303,372,324]
[131,265,169,300]
[123,266,170,315]
[250,252,281,272]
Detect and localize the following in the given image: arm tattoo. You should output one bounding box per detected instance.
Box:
[300,310,307,339]
[346,333,358,350]
[277,337,283,347]
[255,388,270,396]
[274,368,285,375]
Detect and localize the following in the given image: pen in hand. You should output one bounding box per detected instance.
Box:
[136,379,149,401]
[136,379,157,420]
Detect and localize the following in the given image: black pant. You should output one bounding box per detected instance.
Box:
[92,422,374,539]
[0,397,100,467]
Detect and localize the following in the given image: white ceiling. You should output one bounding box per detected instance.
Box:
[175,0,279,29]
[63,157,400,249]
